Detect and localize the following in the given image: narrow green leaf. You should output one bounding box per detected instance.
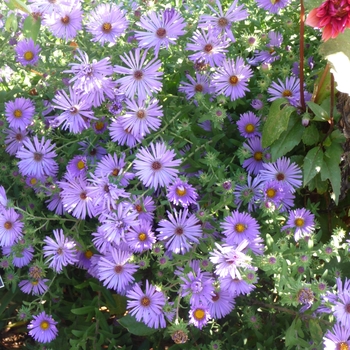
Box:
[262,98,295,148]
[23,15,41,42]
[304,0,324,11]
[309,319,324,344]
[270,115,305,161]
[71,306,95,315]
[303,147,323,186]
[5,13,18,32]
[118,314,157,336]
[306,101,329,121]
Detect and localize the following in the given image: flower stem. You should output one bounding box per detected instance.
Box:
[299,0,306,112]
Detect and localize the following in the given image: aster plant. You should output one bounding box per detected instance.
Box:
[1,0,350,348]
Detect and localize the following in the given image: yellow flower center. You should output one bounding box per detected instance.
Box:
[24,51,34,61]
[235,223,246,233]
[4,222,12,230]
[295,218,304,227]
[14,109,22,118]
[141,296,151,306]
[77,160,85,170]
[176,187,186,196]
[254,152,263,161]
[31,280,39,285]
[339,342,349,350]
[229,75,239,85]
[282,89,292,97]
[102,22,112,33]
[95,121,105,131]
[271,0,280,4]
[84,250,93,259]
[266,188,276,198]
[138,233,147,241]
[40,321,50,330]
[245,123,255,133]
[193,308,205,321]
[30,178,37,185]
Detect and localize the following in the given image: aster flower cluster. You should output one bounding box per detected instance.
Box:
[1,0,350,347]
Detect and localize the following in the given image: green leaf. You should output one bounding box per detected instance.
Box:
[307,173,329,194]
[303,147,323,186]
[306,101,329,121]
[118,314,158,336]
[270,115,305,161]
[71,306,95,315]
[5,13,18,33]
[262,98,295,148]
[302,124,319,146]
[321,142,342,204]
[6,0,31,13]
[304,0,323,11]
[23,15,41,42]
[308,319,323,344]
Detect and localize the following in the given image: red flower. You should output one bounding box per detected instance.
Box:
[306,0,350,41]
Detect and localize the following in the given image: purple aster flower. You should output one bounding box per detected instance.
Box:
[209,240,252,279]
[109,117,143,147]
[135,8,186,57]
[282,208,315,241]
[189,304,211,330]
[209,289,235,319]
[126,220,156,253]
[212,57,253,101]
[127,280,166,329]
[259,157,302,192]
[133,142,181,190]
[51,87,96,133]
[2,243,34,268]
[76,249,94,270]
[85,3,129,45]
[242,137,268,175]
[298,287,315,312]
[43,229,78,273]
[268,76,301,106]
[95,153,135,187]
[19,278,49,295]
[234,175,262,212]
[0,186,7,210]
[78,140,107,164]
[28,0,68,15]
[46,191,65,216]
[186,29,229,67]
[256,0,291,14]
[99,203,138,245]
[4,128,29,156]
[91,117,108,134]
[120,98,162,137]
[28,312,58,343]
[97,248,137,293]
[323,323,350,349]
[334,292,350,326]
[251,99,264,110]
[88,175,130,216]
[180,269,215,306]
[221,210,260,245]
[178,72,213,100]
[16,136,58,178]
[237,112,261,139]
[66,155,88,177]
[43,3,83,41]
[64,50,114,107]
[5,97,35,130]
[167,178,198,208]
[58,174,95,219]
[198,0,248,42]
[157,208,202,255]
[219,275,256,296]
[0,208,24,247]
[114,48,163,100]
[15,38,41,66]
[261,180,295,212]
[92,228,113,255]
[131,195,155,222]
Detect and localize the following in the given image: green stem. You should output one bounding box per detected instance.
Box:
[299,0,306,111]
